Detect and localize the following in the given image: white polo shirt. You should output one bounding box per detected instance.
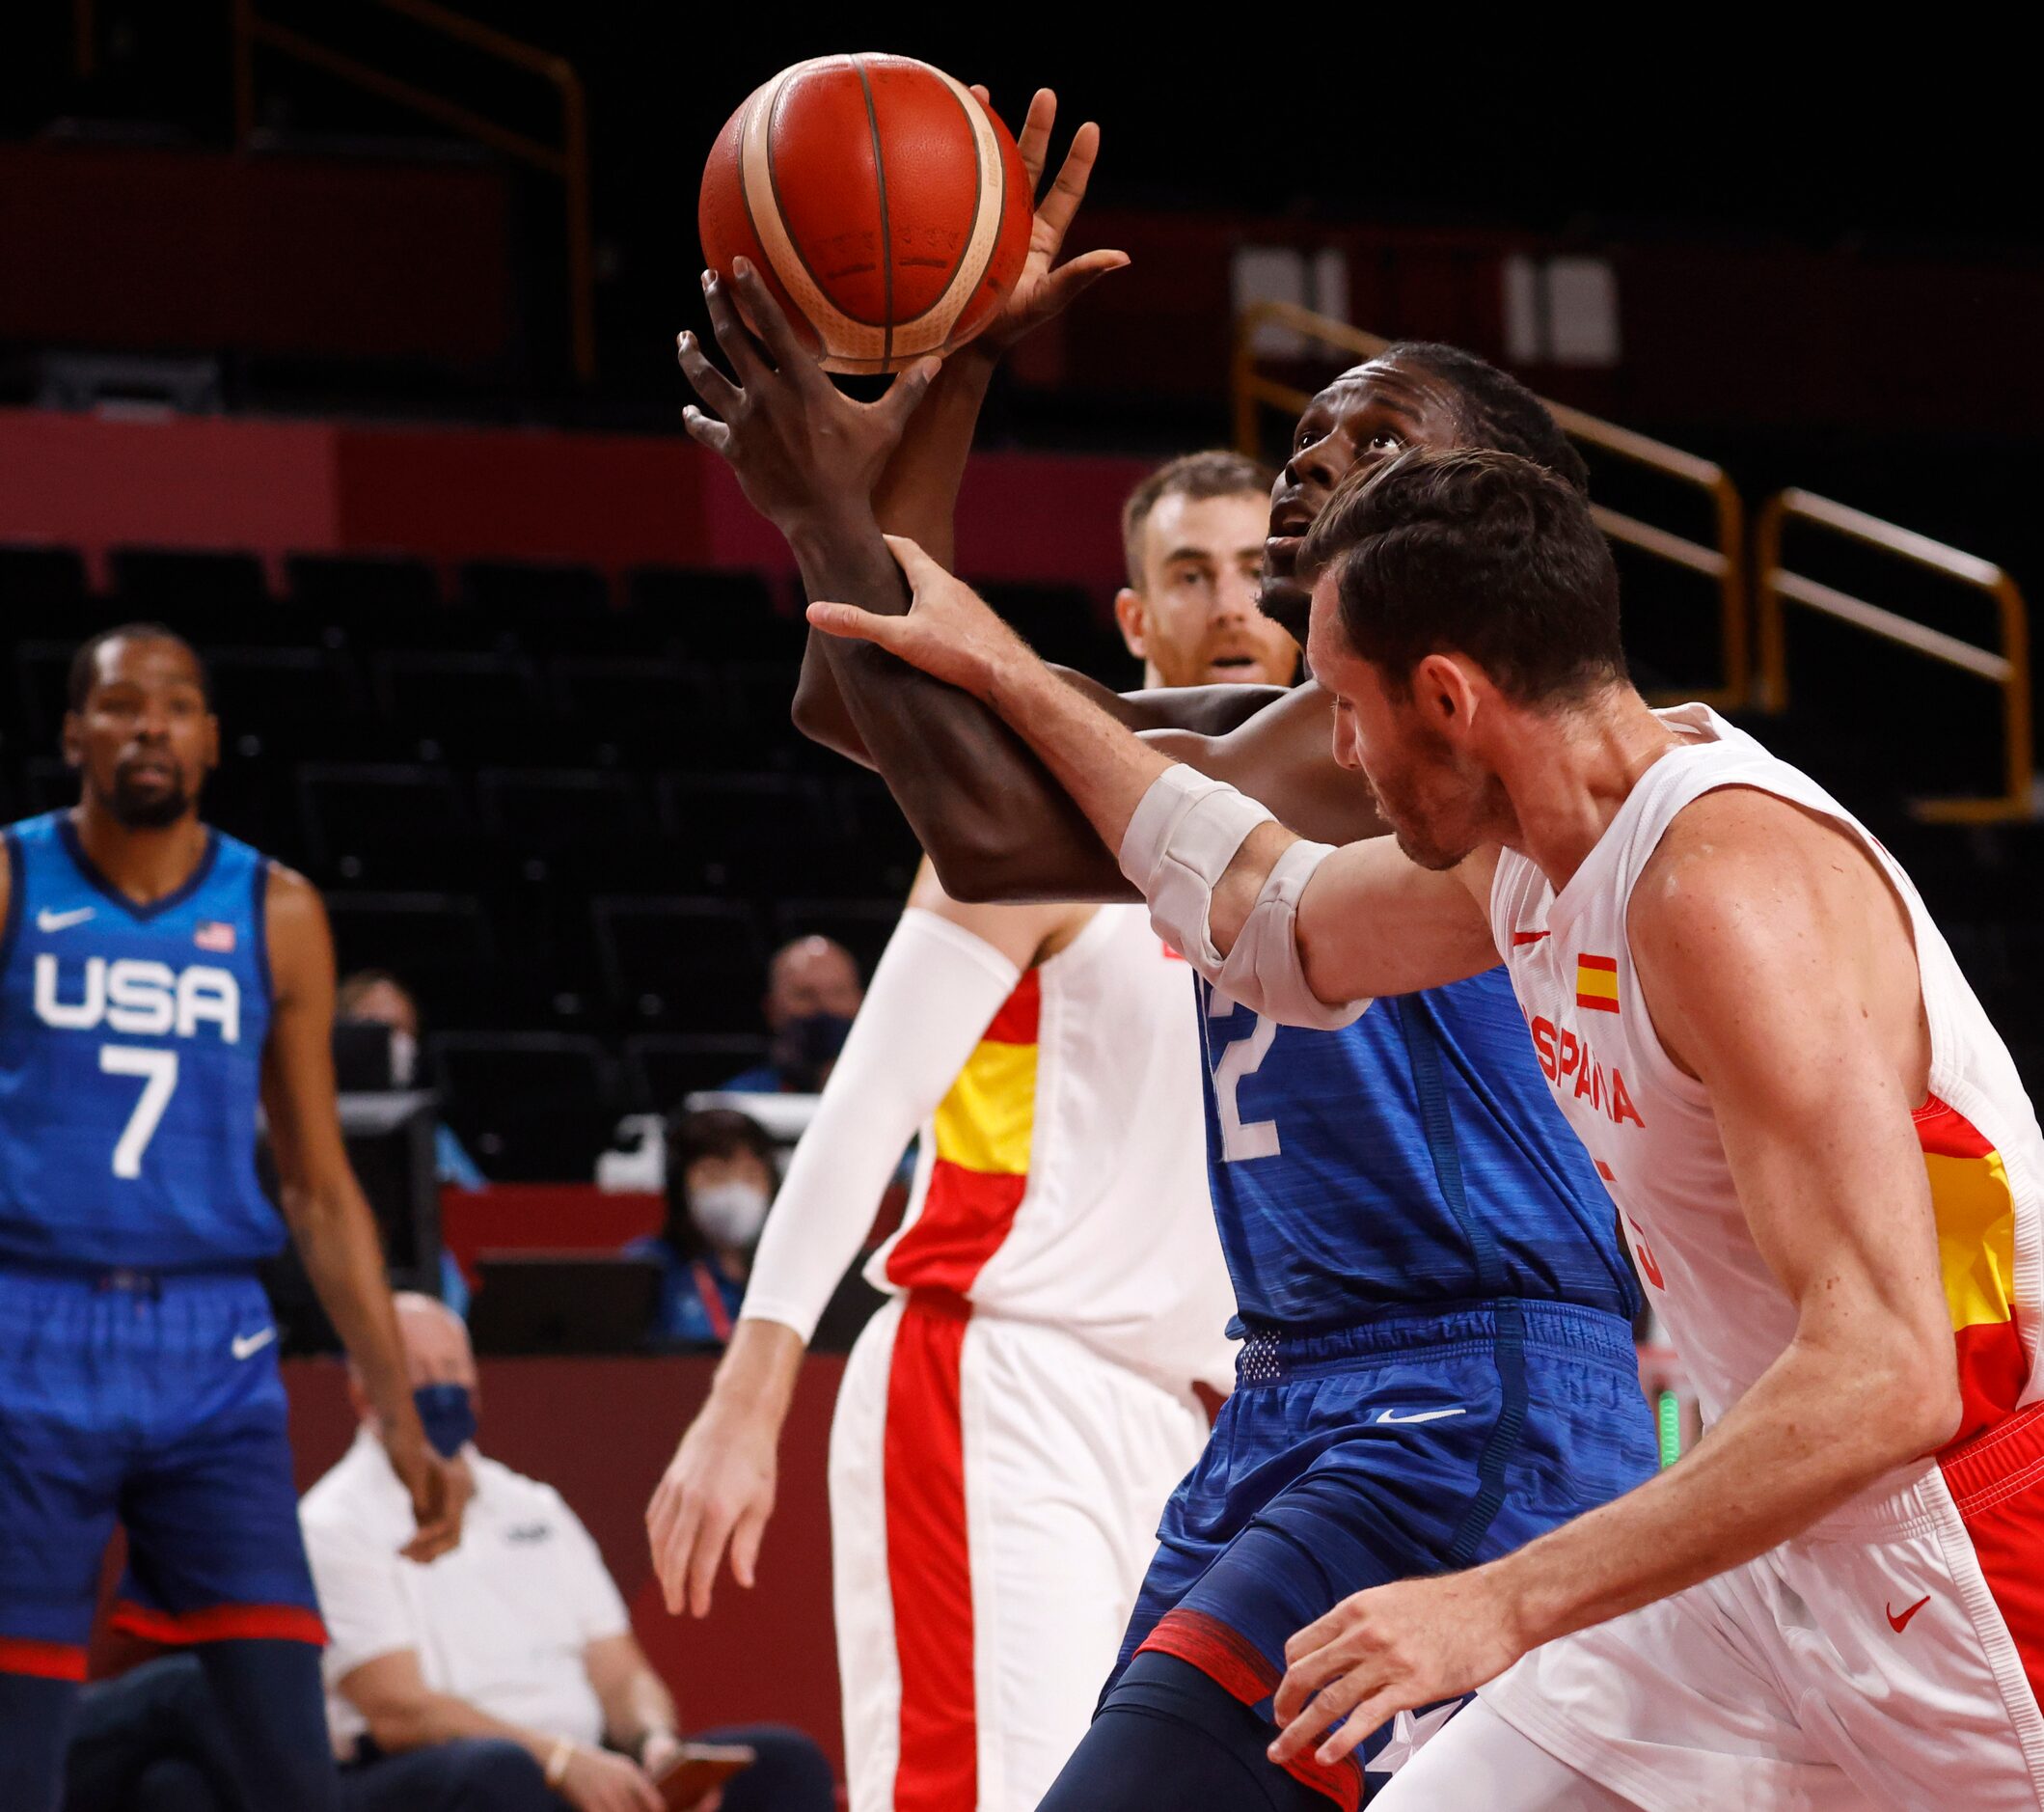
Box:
[299,1429,631,1754]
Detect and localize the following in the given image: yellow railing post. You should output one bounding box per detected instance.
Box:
[231,0,596,382]
[1756,488,2033,823]
[1232,302,1748,709]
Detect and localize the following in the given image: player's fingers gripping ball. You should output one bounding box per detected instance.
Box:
[699,52,1035,373]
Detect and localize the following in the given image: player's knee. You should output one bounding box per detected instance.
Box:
[445,1737,555,1811]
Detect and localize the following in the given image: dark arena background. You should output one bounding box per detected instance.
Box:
[6,8,2044,1799]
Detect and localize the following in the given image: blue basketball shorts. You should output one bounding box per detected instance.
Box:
[0,1263,325,1681]
[1106,1299,1658,1808]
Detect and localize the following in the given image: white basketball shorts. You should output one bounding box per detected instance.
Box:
[828,1288,1211,1812]
[1459,1403,2044,1810]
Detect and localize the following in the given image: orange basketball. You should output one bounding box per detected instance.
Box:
[699,53,1034,374]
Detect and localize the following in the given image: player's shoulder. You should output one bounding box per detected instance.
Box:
[1640,787,1865,922]
[906,859,1084,970]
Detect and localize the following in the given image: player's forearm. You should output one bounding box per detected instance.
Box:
[704,1316,804,1428]
[871,346,997,568]
[1486,1329,1955,1654]
[788,515,1132,900]
[286,1183,426,1443]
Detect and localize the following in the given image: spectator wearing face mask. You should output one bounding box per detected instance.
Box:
[336,971,487,1191]
[721,938,862,1094]
[298,1294,831,1811]
[625,1111,776,1348]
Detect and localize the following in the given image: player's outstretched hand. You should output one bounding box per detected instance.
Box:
[677,261,939,528]
[1267,1572,1524,1770]
[966,87,1127,359]
[645,1397,779,1619]
[808,535,1036,701]
[391,1441,473,1564]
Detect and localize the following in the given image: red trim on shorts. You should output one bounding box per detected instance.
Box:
[0,1636,88,1682]
[885,1293,976,1811]
[109,1600,328,1648]
[1136,1607,1363,1811]
[1942,1401,2044,1715]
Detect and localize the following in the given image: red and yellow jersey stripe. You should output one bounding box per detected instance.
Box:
[885,970,1040,1296]
[1920,1094,2028,1445]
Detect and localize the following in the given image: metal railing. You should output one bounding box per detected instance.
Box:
[1757,490,2033,822]
[1232,300,1749,710]
[231,0,595,382]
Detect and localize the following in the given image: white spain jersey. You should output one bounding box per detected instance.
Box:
[868,902,1237,1395]
[1488,703,2044,1473]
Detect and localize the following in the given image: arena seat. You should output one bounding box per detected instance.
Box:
[458,559,613,653]
[326,892,499,1027]
[14,639,73,747]
[0,544,95,639]
[474,768,655,875]
[655,772,842,894]
[371,649,554,762]
[591,894,766,1032]
[204,646,366,761]
[548,656,724,765]
[429,1030,623,1181]
[297,760,477,886]
[284,552,459,649]
[626,565,804,662]
[624,1032,774,1110]
[110,547,276,643]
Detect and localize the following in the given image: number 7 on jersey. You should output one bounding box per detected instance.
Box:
[99,1045,179,1179]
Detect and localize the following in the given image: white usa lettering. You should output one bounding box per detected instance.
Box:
[33,955,241,1044]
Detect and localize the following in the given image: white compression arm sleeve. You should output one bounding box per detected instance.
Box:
[740,907,1024,1342]
[1119,763,1369,1030]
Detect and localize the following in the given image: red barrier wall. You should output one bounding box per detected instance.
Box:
[0,407,1152,603]
[283,1352,851,1775]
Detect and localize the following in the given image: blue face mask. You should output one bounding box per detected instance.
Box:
[413,1382,477,1459]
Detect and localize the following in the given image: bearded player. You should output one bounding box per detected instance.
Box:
[0,627,467,1812]
[651,447,1286,1812]
[817,445,2044,1810]
[661,98,1657,1812]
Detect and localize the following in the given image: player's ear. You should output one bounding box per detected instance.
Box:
[60,711,83,771]
[203,709,222,774]
[1416,653,1480,733]
[1113,588,1148,661]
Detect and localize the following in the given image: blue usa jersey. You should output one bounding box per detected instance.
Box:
[1197,966,1639,1330]
[0,811,280,1269]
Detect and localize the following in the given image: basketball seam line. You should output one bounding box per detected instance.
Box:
[852,54,893,369]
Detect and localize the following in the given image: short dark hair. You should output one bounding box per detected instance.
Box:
[68,623,212,713]
[1120,450,1276,588]
[1380,342,1592,498]
[660,1107,778,1260]
[1300,446,1626,705]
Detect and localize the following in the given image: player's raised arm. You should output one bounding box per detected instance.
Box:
[646,865,1070,1614]
[811,536,1498,1012]
[260,865,470,1562]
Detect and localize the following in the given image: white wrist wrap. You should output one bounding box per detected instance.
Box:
[1119,766,1368,1030]
[1119,766,1275,969]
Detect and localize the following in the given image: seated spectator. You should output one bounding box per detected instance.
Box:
[336,970,487,1188]
[721,937,861,1093]
[625,1111,775,1348]
[300,1293,831,1812]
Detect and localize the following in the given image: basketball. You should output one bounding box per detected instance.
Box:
[698,53,1035,373]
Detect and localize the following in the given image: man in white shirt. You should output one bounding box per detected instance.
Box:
[302,1294,831,1812]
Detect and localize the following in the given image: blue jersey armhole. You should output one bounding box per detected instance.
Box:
[249,854,275,1013]
[0,826,22,989]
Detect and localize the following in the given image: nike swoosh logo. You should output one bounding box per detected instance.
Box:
[37,907,95,932]
[231,1328,278,1361]
[1887,1594,1931,1633]
[1376,1407,1468,1425]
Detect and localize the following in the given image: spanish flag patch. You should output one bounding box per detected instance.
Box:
[1576,953,1621,1013]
